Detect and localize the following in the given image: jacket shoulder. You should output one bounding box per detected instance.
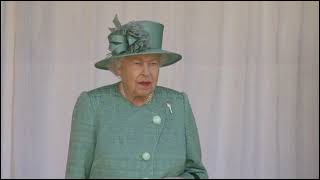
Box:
[87,83,117,97]
[84,83,118,107]
[156,86,185,102]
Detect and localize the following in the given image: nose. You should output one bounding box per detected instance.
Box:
[142,63,151,76]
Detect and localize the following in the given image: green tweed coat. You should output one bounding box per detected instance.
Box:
[65,82,208,179]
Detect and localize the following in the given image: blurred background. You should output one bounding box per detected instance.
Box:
[1,1,319,178]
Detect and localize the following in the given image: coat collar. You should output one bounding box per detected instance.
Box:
[110,81,170,113]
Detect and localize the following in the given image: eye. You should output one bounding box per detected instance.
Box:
[134,61,142,65]
[150,61,159,66]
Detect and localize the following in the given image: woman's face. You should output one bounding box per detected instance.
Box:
[117,54,160,98]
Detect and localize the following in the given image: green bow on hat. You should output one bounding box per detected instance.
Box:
[95,14,182,71]
[108,14,150,55]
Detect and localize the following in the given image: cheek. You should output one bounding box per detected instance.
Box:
[151,68,159,82]
[123,70,140,85]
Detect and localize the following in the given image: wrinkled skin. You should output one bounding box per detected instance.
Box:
[117,54,161,106]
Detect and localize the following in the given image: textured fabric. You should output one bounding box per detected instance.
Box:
[65,82,208,179]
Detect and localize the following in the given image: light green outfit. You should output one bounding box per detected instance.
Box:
[65,82,208,179]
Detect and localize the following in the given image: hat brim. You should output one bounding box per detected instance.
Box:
[94,49,182,70]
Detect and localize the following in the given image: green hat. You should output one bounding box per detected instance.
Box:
[95,15,182,70]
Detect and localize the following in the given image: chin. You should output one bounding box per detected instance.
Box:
[136,88,152,96]
[137,91,150,97]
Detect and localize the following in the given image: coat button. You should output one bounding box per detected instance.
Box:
[153,115,161,125]
[142,152,151,161]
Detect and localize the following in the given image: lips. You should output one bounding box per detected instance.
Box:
[138,81,152,87]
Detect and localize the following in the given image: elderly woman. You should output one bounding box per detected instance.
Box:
[65,15,208,179]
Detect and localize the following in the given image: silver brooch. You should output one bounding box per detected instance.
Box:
[166,102,173,114]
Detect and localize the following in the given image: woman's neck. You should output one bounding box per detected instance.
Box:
[119,82,152,107]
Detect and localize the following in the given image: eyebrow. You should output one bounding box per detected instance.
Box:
[131,58,159,62]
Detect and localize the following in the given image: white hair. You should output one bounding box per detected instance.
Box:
[106,54,164,76]
[106,58,123,76]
